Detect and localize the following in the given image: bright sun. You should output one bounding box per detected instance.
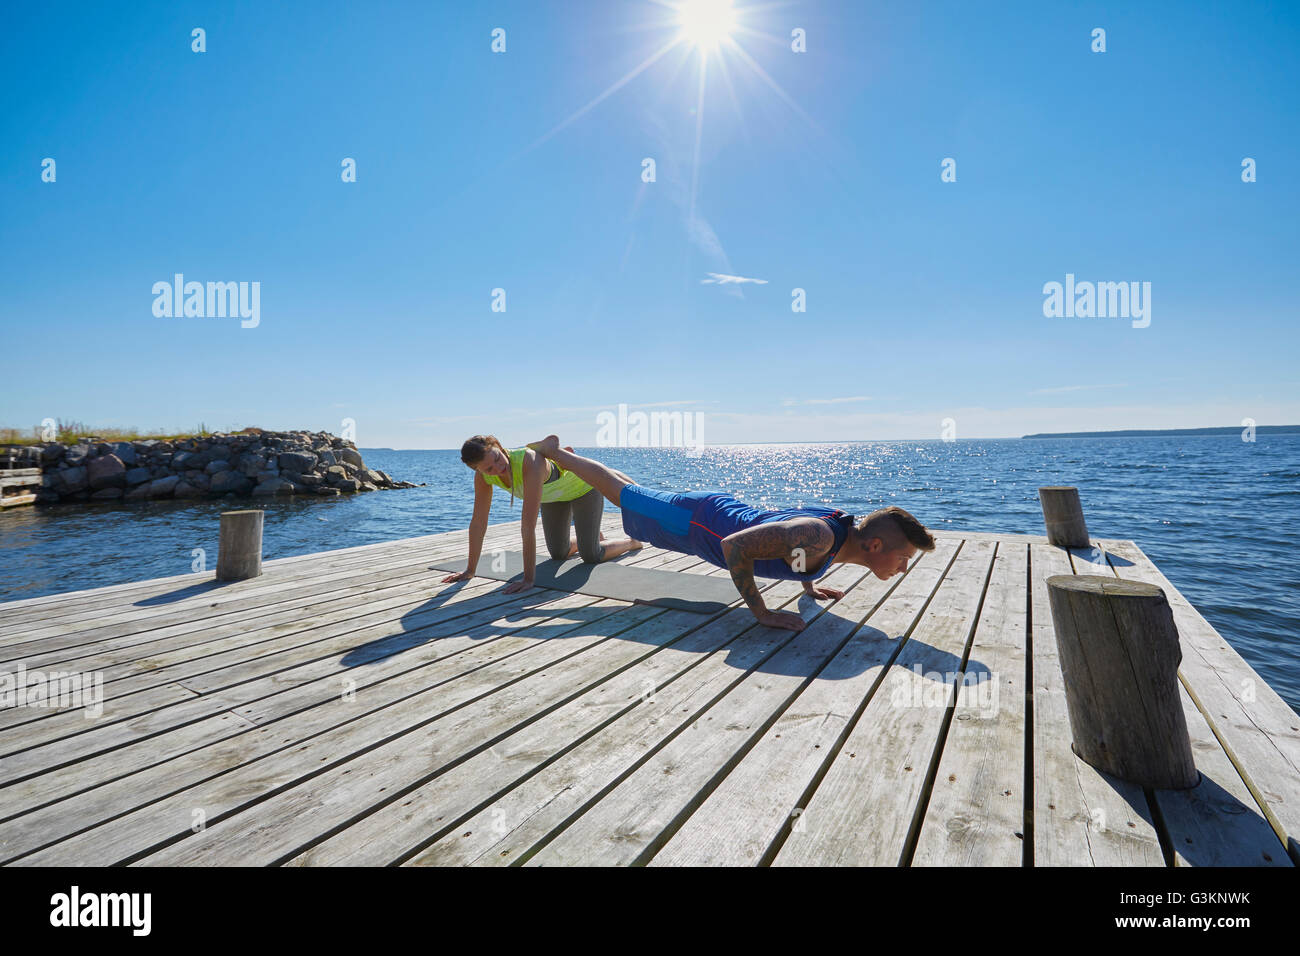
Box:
[677,0,736,50]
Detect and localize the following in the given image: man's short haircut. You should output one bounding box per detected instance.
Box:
[855,506,936,552]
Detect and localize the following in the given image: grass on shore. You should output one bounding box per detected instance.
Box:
[0,420,248,446]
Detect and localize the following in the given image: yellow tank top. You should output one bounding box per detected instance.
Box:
[482,447,592,505]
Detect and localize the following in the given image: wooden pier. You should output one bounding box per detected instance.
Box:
[0,516,1296,866]
[0,468,40,509]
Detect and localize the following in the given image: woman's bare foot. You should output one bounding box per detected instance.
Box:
[528,435,561,458]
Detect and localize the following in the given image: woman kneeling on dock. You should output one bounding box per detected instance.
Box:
[441,435,643,594]
[527,436,936,631]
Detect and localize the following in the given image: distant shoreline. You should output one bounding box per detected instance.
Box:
[1020,426,1300,439]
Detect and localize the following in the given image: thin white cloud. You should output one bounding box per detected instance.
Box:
[701,272,768,286]
[1029,383,1126,395]
[782,396,872,406]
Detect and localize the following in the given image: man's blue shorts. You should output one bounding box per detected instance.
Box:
[619,484,713,556]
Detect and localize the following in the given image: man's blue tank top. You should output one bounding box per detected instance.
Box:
[686,494,855,581]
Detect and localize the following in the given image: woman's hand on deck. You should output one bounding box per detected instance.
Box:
[441,570,474,583]
[502,578,534,595]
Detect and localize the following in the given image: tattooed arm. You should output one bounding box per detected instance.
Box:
[720,517,834,632]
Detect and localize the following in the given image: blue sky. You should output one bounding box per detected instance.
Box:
[2,0,1297,448]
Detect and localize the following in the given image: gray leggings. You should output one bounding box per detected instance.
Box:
[540,486,605,563]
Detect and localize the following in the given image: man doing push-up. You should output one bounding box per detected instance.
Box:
[528,436,936,632]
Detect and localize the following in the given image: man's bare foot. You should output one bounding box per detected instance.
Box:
[528,435,560,458]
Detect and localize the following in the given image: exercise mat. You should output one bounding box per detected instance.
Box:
[430,551,737,614]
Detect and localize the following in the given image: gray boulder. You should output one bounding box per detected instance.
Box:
[337,447,364,468]
[335,477,362,493]
[87,454,127,490]
[111,442,138,466]
[41,443,66,463]
[59,466,89,493]
[124,466,152,486]
[278,451,316,473]
[125,483,153,500]
[173,480,203,499]
[148,475,180,497]
[64,444,91,466]
[91,487,123,500]
[210,470,253,495]
[253,478,294,496]
[205,459,231,475]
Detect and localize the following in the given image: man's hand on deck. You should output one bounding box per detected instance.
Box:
[802,581,845,601]
[756,609,808,632]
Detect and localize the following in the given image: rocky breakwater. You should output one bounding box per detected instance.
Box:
[7,430,421,503]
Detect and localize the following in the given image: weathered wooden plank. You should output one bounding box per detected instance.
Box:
[1068,544,1290,867]
[285,567,869,865]
[0,581,622,782]
[522,541,963,866]
[1029,542,1163,865]
[1161,689,1291,867]
[648,543,970,866]
[911,541,1029,866]
[1,593,658,863]
[0,589,630,829]
[1101,540,1300,865]
[0,513,633,634]
[0,529,476,624]
[0,523,532,644]
[123,600,734,866]
[400,565,869,867]
[768,541,997,866]
[3,523,1292,870]
[1,543,697,715]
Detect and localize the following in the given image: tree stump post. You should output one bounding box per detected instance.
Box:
[1046,574,1198,789]
[216,510,263,581]
[1039,486,1090,548]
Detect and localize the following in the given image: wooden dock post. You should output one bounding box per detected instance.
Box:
[1046,574,1198,790]
[216,509,264,581]
[1038,486,1090,548]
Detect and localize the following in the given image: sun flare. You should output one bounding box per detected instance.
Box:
[677,0,736,51]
